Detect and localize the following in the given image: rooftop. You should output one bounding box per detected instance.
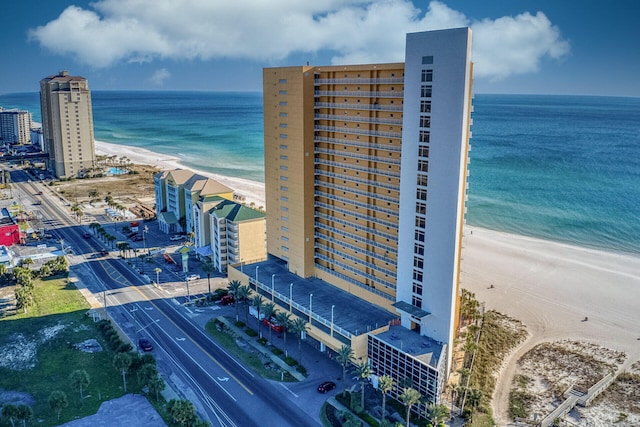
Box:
[373,325,444,368]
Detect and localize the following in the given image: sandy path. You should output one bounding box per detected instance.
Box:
[460,226,640,425]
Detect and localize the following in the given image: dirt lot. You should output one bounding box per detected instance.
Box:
[48,164,158,208]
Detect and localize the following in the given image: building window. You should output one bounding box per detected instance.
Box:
[413,270,423,281]
[415,217,426,228]
[281,226,289,232]
[421,100,431,113]
[279,112,288,117]
[417,174,428,188]
[280,176,288,181]
[279,123,288,128]
[279,79,288,84]
[279,144,288,149]
[419,131,430,143]
[414,243,424,256]
[413,256,424,269]
[418,160,429,172]
[422,56,434,65]
[281,196,289,202]
[416,188,427,201]
[421,69,433,82]
[421,86,432,98]
[282,246,289,251]
[280,186,288,191]
[281,236,289,242]
[420,116,431,128]
[279,90,288,95]
[412,296,423,308]
[416,202,426,215]
[280,155,288,160]
[418,146,429,158]
[415,230,425,242]
[279,101,288,106]
[281,216,289,222]
[412,282,423,295]
[280,165,288,171]
[279,134,288,139]
[281,206,289,212]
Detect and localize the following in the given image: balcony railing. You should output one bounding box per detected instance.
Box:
[315,124,401,139]
[314,190,399,217]
[314,229,397,266]
[314,253,396,291]
[315,113,402,126]
[315,147,401,166]
[315,202,398,229]
[314,135,402,152]
[314,169,400,191]
[315,101,403,112]
[314,264,395,302]
[314,77,404,85]
[314,180,399,205]
[315,90,404,98]
[314,158,400,178]
[314,222,397,251]
[314,241,396,278]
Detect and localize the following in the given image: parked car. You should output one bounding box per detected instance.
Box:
[138,338,153,352]
[220,295,235,305]
[186,274,200,281]
[262,317,284,333]
[170,235,184,241]
[127,232,138,239]
[132,235,144,242]
[83,232,91,239]
[317,381,336,393]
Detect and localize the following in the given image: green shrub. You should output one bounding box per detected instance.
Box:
[284,356,297,366]
[271,348,283,356]
[245,328,258,337]
[257,337,267,346]
[296,365,307,375]
[235,321,246,328]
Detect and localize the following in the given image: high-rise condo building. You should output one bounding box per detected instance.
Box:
[0,108,33,145]
[231,28,472,406]
[40,71,96,178]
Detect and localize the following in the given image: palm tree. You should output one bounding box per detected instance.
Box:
[227,280,242,320]
[378,374,395,425]
[251,294,264,337]
[148,374,165,402]
[466,388,483,421]
[154,267,162,284]
[69,369,90,401]
[236,285,252,323]
[354,360,372,412]
[48,391,68,421]
[400,387,422,427]
[201,259,215,294]
[113,352,132,392]
[425,403,449,427]
[2,404,18,427]
[289,317,308,363]
[274,311,291,355]
[16,404,33,427]
[336,344,354,397]
[262,302,276,343]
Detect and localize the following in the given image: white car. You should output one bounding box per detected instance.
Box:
[186,274,200,281]
[170,235,184,241]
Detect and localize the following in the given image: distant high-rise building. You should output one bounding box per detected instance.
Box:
[245,27,473,406]
[0,108,33,145]
[40,71,96,178]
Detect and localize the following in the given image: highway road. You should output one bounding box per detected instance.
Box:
[8,168,321,427]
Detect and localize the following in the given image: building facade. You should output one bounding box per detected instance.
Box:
[40,71,96,178]
[0,109,33,145]
[248,28,472,404]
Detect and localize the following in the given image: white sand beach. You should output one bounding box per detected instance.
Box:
[95,140,266,209]
[460,226,640,423]
[97,138,640,423]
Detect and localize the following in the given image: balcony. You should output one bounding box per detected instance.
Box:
[314,169,400,191]
[315,90,404,99]
[315,101,403,112]
[315,147,401,166]
[315,124,401,139]
[314,158,400,179]
[314,77,404,85]
[315,113,402,126]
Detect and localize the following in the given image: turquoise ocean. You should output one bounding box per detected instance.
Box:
[1,91,639,256]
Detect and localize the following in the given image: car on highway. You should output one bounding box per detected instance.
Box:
[35,191,43,195]
[186,274,200,281]
[83,232,91,239]
[220,295,235,305]
[262,316,284,333]
[138,338,153,352]
[99,250,109,256]
[317,381,336,393]
[170,235,184,241]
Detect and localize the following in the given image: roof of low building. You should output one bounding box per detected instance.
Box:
[210,199,265,222]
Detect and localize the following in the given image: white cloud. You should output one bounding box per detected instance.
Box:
[149,68,171,86]
[28,0,569,80]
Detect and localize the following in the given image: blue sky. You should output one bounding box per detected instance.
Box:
[1,0,638,96]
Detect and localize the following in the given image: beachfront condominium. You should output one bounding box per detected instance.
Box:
[0,108,33,146]
[252,28,472,404]
[40,71,96,178]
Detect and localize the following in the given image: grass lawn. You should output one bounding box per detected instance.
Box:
[0,275,148,426]
[205,319,297,382]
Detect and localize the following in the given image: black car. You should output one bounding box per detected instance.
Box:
[317,381,336,393]
[99,250,109,256]
[138,338,153,352]
[83,232,91,239]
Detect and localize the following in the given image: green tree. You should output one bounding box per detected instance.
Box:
[113,352,132,392]
[227,280,242,320]
[48,390,68,421]
[274,311,291,355]
[16,404,33,427]
[88,189,100,201]
[236,285,252,323]
[400,387,422,427]
[262,302,276,344]
[354,360,372,412]
[69,369,90,401]
[15,286,34,313]
[425,403,449,427]
[201,260,215,294]
[148,374,165,401]
[290,317,308,363]
[139,363,158,387]
[167,399,197,426]
[378,374,396,426]
[251,294,264,337]
[466,388,483,421]
[336,344,354,397]
[2,404,18,427]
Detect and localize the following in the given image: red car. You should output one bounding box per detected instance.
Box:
[317,381,336,393]
[220,295,235,305]
[262,317,284,333]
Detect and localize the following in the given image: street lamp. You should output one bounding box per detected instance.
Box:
[143,225,149,254]
[309,293,313,323]
[255,265,259,291]
[331,304,335,337]
[185,277,190,301]
[289,283,294,312]
[271,274,276,302]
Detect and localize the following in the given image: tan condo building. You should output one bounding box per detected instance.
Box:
[40,71,96,178]
[230,28,473,406]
